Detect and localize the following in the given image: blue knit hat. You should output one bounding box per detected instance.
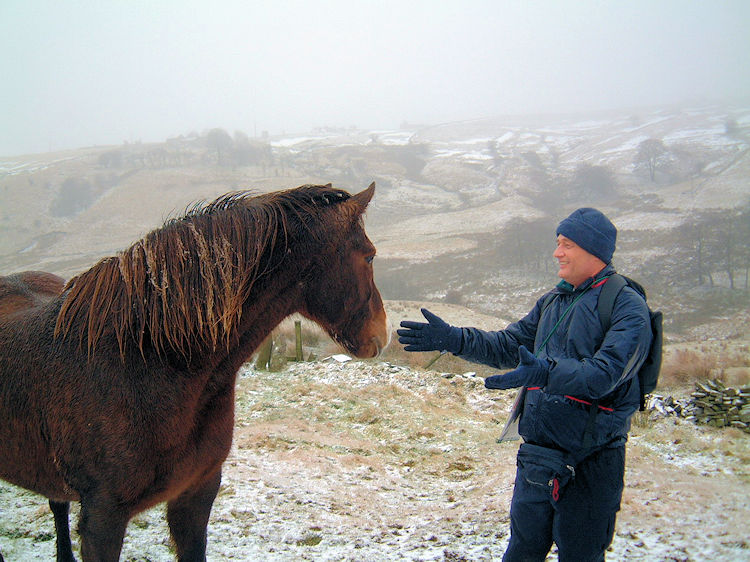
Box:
[556,208,617,264]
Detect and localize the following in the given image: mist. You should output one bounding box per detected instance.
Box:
[2,0,749,156]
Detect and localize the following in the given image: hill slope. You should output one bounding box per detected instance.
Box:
[1,103,749,337]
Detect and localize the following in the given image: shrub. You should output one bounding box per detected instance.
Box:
[50,177,94,217]
[659,349,717,389]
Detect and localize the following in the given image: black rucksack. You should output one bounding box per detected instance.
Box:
[596,274,663,411]
[542,273,663,411]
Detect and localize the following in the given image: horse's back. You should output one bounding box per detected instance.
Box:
[0,271,64,318]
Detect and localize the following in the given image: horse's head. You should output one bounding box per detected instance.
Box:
[54,182,389,363]
[298,183,389,358]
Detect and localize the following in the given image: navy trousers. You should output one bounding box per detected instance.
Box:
[503,445,626,562]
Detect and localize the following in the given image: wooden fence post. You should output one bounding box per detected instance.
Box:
[255,336,273,370]
[295,320,303,362]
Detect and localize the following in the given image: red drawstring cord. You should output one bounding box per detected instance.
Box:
[564,394,614,412]
[525,388,614,412]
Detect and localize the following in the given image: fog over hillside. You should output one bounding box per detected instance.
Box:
[1,103,749,339]
[3,2,749,157]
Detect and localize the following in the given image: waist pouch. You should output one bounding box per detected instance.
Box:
[517,442,577,502]
[520,390,626,452]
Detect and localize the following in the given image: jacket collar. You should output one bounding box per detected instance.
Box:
[553,264,616,295]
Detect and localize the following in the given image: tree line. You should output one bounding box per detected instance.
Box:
[674,205,750,291]
[97,128,274,170]
[498,205,750,293]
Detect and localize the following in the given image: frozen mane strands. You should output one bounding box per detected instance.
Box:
[54,184,353,360]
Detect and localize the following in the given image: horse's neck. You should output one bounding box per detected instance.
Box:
[203,270,304,375]
[166,282,301,416]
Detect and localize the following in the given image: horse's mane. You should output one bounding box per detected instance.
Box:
[55,185,351,360]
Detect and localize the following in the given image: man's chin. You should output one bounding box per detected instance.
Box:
[557,270,576,286]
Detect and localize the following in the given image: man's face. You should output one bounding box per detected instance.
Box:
[553,235,606,287]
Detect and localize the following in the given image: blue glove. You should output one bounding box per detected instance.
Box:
[397,308,463,353]
[484,345,549,390]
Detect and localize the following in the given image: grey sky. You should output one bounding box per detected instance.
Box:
[2,0,749,156]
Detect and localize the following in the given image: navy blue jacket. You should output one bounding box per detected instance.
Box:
[457,265,652,454]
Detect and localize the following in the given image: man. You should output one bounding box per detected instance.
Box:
[397,208,652,561]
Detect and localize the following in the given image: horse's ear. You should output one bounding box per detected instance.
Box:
[349,182,375,211]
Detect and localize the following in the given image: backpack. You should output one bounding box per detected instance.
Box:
[542,273,663,411]
[597,274,663,411]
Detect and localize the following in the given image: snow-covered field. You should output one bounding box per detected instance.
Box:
[1,359,748,561]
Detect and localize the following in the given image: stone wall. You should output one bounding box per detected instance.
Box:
[645,380,750,433]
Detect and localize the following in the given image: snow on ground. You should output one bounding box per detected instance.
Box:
[375,180,463,212]
[0,159,57,176]
[1,360,748,561]
[375,195,542,245]
[269,129,419,150]
[600,134,652,155]
[374,131,418,146]
[613,211,687,231]
[662,127,737,147]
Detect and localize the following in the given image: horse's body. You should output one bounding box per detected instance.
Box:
[0,271,76,561]
[0,183,388,561]
[0,270,65,315]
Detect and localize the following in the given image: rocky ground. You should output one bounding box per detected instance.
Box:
[1,359,748,561]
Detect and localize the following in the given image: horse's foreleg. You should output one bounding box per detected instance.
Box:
[77,496,128,562]
[167,469,222,561]
[49,500,76,562]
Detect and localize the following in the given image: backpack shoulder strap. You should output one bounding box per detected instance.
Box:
[598,273,627,332]
[583,274,627,450]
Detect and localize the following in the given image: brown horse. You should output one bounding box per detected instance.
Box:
[0,271,77,561]
[0,270,65,315]
[0,183,388,561]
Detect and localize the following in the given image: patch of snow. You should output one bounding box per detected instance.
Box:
[622,114,673,133]
[601,135,652,155]
[325,354,352,363]
[494,132,515,144]
[374,131,416,146]
[614,211,686,231]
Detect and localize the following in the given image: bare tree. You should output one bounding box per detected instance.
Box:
[689,207,750,290]
[721,205,750,290]
[205,128,233,166]
[569,163,616,202]
[634,138,669,182]
[50,177,94,217]
[725,117,739,136]
[232,131,272,167]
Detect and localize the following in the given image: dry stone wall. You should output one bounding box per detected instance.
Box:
[646,380,750,433]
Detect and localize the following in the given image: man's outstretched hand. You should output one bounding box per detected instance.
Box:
[397,308,463,354]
